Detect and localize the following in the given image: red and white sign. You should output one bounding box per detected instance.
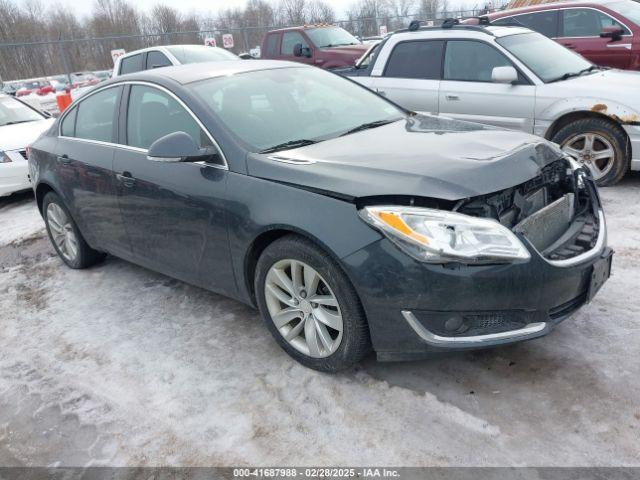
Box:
[204,37,217,47]
[379,25,388,36]
[222,34,234,49]
[111,49,126,64]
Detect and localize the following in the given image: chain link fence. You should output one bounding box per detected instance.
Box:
[0,8,492,84]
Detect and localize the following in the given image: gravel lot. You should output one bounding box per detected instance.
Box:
[0,175,639,467]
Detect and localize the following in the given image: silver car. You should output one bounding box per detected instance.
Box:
[350,24,640,185]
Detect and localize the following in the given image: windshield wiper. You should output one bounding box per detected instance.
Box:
[2,120,34,126]
[259,139,319,154]
[340,119,395,137]
[548,65,600,83]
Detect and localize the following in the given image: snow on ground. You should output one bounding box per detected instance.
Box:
[0,176,639,467]
[0,197,43,247]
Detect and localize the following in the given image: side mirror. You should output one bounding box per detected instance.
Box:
[491,66,518,84]
[147,131,202,162]
[293,43,311,58]
[600,26,624,41]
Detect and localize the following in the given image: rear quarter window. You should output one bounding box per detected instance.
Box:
[119,54,144,75]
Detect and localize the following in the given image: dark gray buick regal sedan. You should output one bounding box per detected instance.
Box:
[29,60,612,371]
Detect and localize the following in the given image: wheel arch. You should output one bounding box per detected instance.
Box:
[243,226,356,306]
[544,110,630,142]
[34,182,58,215]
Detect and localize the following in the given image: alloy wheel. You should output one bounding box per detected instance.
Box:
[561,132,615,181]
[264,259,343,358]
[46,203,79,263]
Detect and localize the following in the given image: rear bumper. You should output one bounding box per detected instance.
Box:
[623,124,640,171]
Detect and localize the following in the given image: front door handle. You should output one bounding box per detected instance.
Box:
[116,172,136,188]
[57,154,71,166]
[375,89,386,96]
[445,94,460,101]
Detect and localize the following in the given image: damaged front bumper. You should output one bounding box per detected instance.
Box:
[342,163,613,361]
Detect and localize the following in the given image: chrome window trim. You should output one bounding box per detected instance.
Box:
[499,6,634,39]
[57,80,229,170]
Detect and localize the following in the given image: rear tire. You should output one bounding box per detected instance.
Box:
[43,191,105,269]
[552,118,629,186]
[255,235,371,372]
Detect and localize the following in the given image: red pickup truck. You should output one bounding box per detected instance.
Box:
[261,25,369,69]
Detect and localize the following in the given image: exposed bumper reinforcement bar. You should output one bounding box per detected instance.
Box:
[401,311,549,348]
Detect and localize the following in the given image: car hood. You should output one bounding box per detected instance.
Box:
[543,69,640,104]
[247,115,567,202]
[319,44,369,56]
[0,118,54,152]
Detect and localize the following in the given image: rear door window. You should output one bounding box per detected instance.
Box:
[384,40,444,79]
[494,11,560,37]
[75,86,121,142]
[119,54,144,75]
[561,8,630,37]
[266,33,279,57]
[146,51,173,69]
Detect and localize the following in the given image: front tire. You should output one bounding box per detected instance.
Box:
[42,191,105,269]
[255,235,371,372]
[552,118,629,186]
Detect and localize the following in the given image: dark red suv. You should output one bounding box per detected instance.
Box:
[468,0,640,69]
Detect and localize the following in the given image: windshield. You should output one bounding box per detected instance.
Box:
[357,42,380,68]
[306,27,361,48]
[497,32,593,83]
[190,66,403,151]
[0,96,44,126]
[166,45,238,64]
[608,1,640,25]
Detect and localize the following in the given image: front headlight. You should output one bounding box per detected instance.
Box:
[359,206,530,264]
[0,151,11,163]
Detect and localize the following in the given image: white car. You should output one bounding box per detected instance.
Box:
[113,45,238,77]
[0,94,54,197]
[347,23,640,185]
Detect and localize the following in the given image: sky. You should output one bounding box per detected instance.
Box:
[45,0,471,20]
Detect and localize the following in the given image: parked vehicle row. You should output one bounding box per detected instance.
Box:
[29,60,611,371]
[342,21,640,186]
[0,94,54,197]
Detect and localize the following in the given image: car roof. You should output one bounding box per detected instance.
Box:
[390,23,533,39]
[484,0,621,17]
[103,60,308,86]
[119,44,226,58]
[267,24,338,33]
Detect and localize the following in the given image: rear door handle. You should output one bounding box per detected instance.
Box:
[116,172,136,188]
[445,94,460,101]
[375,89,386,96]
[57,154,71,166]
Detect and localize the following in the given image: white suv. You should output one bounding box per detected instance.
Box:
[113,45,238,77]
[347,22,640,185]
